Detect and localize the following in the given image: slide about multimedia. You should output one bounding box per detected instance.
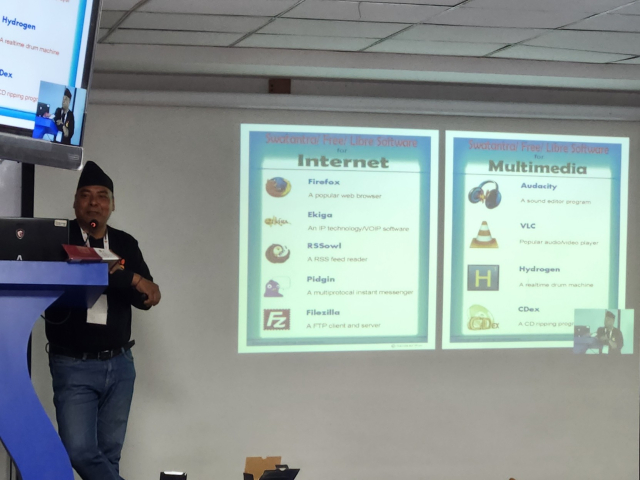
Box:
[443,131,628,350]
[239,125,439,353]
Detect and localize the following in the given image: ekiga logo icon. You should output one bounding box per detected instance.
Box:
[264,216,291,227]
[266,177,291,197]
[264,309,290,330]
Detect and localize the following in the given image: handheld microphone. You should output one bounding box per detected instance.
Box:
[89,219,98,229]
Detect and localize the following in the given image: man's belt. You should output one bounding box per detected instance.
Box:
[48,340,135,360]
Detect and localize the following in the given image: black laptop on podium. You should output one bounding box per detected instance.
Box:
[36,102,50,117]
[0,218,69,261]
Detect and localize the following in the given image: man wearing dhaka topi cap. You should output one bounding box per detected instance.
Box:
[596,310,624,355]
[46,161,161,480]
[53,88,75,145]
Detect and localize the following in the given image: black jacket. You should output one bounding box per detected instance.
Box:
[46,220,153,353]
[53,107,75,145]
[596,326,624,354]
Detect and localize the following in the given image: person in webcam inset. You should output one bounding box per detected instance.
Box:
[52,87,75,145]
[596,310,624,355]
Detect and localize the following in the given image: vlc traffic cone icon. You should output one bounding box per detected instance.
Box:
[470,221,498,248]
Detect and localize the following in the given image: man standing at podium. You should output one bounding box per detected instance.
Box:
[53,88,75,145]
[596,310,624,355]
[46,161,161,480]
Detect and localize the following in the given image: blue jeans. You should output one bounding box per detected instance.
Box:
[49,350,136,480]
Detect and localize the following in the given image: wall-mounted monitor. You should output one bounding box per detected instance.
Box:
[0,0,102,170]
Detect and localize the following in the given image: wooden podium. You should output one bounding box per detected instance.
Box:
[0,261,107,480]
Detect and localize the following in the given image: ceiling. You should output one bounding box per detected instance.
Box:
[94,0,640,91]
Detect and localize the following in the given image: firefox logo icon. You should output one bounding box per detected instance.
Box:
[266,177,291,198]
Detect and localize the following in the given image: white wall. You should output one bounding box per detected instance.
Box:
[0,160,21,217]
[31,102,639,480]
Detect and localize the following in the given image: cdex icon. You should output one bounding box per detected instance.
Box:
[467,304,499,330]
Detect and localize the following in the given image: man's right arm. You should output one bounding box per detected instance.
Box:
[54,108,63,129]
[131,273,161,307]
[123,237,160,308]
[107,234,160,308]
[614,329,624,351]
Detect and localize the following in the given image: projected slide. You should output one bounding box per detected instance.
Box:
[239,125,438,353]
[0,0,96,130]
[443,131,628,349]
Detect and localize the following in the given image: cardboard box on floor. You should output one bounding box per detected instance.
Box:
[244,456,281,480]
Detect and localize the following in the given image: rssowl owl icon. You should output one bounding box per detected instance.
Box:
[266,177,291,197]
[265,244,290,263]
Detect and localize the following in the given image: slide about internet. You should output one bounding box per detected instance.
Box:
[239,124,439,353]
[443,131,629,349]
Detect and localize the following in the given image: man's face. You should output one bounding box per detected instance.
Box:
[605,316,615,329]
[62,95,70,110]
[74,185,114,227]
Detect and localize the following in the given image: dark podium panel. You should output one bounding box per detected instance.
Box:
[0,261,107,480]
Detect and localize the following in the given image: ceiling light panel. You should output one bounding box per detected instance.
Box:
[394,24,546,43]
[118,13,269,32]
[367,39,507,55]
[466,0,637,13]
[565,14,640,32]
[490,45,634,62]
[260,18,409,37]
[237,34,375,50]
[104,29,244,46]
[427,7,593,28]
[357,3,450,22]
[138,0,301,16]
[284,0,448,22]
[524,30,640,54]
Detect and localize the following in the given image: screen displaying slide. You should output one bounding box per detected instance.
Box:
[443,131,629,349]
[0,0,97,131]
[239,124,438,353]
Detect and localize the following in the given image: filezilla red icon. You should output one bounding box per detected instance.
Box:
[263,309,290,330]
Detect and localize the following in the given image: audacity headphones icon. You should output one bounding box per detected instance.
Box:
[468,180,501,209]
